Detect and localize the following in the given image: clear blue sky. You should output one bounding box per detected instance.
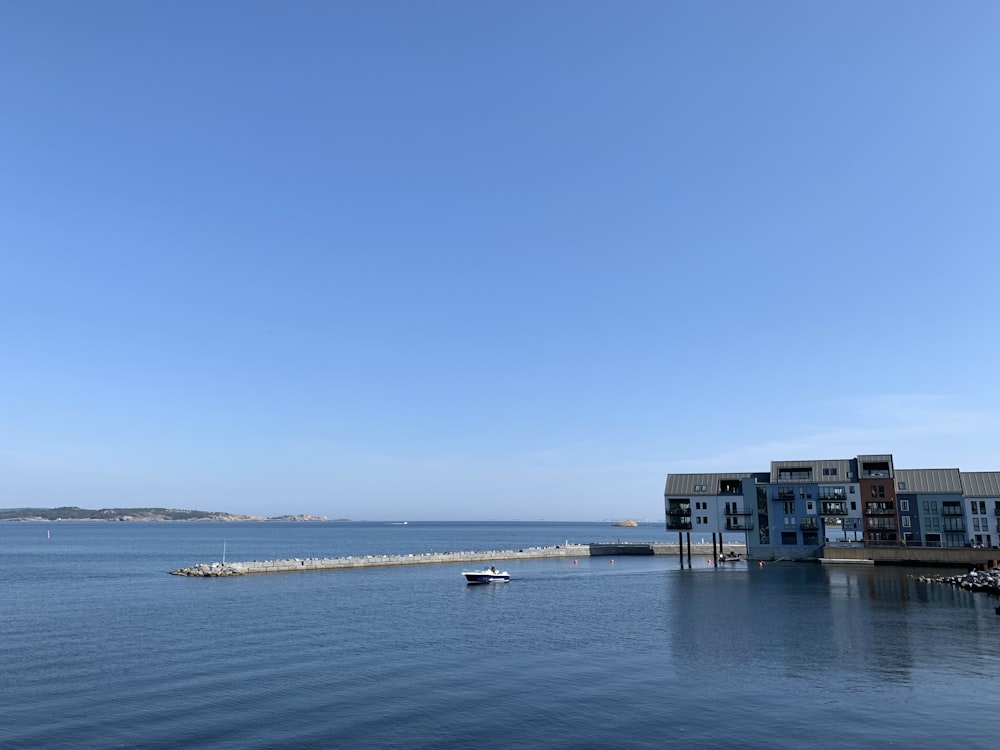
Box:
[2,2,999,520]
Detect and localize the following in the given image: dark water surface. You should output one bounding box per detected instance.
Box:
[2,522,998,749]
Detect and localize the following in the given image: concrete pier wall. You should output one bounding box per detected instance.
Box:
[821,545,1000,567]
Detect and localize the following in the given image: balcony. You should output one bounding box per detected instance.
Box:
[820,503,848,515]
[800,518,819,531]
[725,519,754,531]
[666,506,692,531]
[864,505,896,516]
[865,519,898,531]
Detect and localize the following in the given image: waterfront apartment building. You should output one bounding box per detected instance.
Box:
[664,453,1000,561]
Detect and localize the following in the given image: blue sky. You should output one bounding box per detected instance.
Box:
[2,2,999,520]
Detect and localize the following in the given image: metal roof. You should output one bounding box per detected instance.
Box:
[894,468,963,494]
[857,454,894,463]
[769,459,854,483]
[664,473,754,495]
[960,472,1000,497]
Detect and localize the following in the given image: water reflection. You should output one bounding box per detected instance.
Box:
[665,563,1000,693]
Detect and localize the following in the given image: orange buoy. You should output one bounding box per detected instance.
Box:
[610,559,614,564]
[573,560,578,564]
[758,561,764,568]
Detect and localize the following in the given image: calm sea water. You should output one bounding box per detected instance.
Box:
[2,521,999,749]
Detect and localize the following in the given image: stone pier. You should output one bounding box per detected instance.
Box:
[170,541,747,577]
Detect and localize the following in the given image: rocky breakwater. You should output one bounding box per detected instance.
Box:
[170,544,591,577]
[915,566,1000,595]
[172,562,247,577]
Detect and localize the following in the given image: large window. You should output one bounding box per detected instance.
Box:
[778,469,812,481]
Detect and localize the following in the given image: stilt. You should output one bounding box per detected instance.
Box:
[686,532,691,566]
[678,531,684,568]
[712,533,718,567]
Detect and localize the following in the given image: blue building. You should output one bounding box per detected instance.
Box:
[664,453,1000,560]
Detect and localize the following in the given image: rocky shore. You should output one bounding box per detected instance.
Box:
[915,566,1000,595]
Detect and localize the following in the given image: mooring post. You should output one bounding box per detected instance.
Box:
[712,533,718,567]
[686,532,691,566]
[678,530,684,567]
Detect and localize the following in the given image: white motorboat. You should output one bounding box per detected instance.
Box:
[462,566,510,584]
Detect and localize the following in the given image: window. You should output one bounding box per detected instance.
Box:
[778,469,812,481]
[902,517,911,528]
[850,501,857,510]
[806,501,814,513]
[980,500,987,514]
[850,486,855,494]
[783,501,795,514]
[900,499,909,512]
[923,500,930,512]
[973,517,981,531]
[878,485,885,498]
[898,481,907,490]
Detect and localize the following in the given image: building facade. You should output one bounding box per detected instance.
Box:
[664,453,1000,560]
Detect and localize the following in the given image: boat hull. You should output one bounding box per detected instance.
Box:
[462,570,510,584]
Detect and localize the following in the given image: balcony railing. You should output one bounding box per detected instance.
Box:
[724,509,753,516]
[865,520,898,531]
[864,506,896,516]
[666,521,693,530]
[800,518,820,531]
[725,519,754,531]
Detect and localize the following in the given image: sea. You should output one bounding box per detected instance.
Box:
[2,520,999,750]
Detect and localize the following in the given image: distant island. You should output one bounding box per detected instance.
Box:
[613,519,638,527]
[0,507,330,522]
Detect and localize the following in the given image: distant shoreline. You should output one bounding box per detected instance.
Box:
[0,507,333,523]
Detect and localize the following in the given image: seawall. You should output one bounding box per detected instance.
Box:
[170,541,747,577]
